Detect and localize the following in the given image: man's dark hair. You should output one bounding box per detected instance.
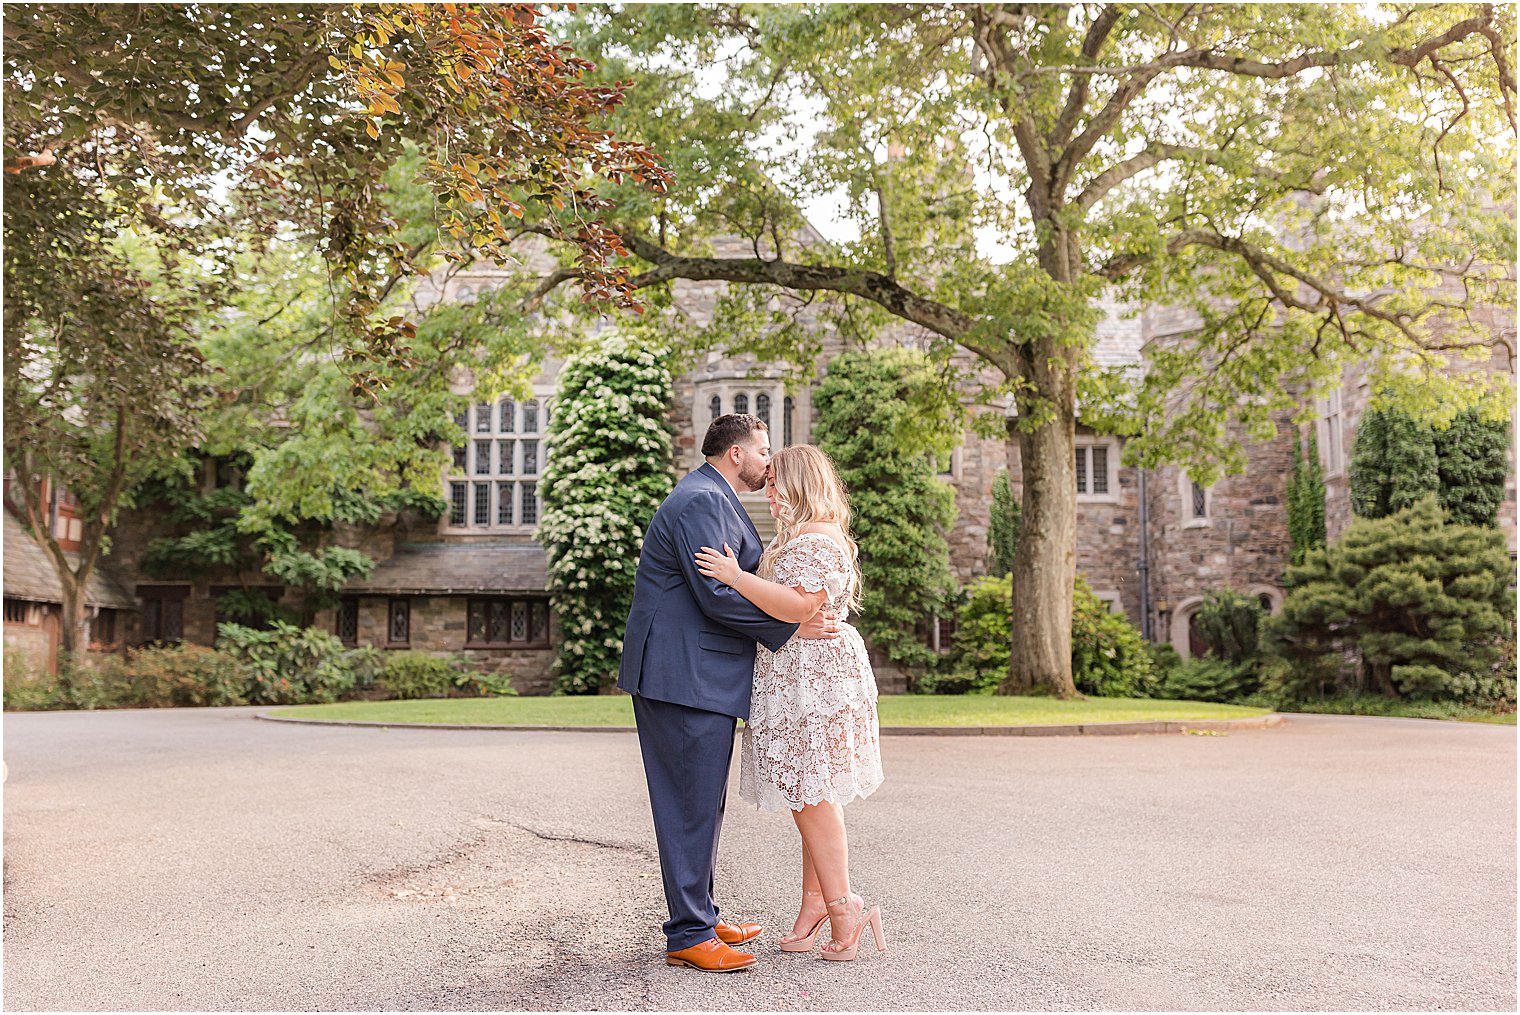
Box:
[702,413,768,457]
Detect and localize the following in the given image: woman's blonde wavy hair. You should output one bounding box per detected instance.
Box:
[759,444,863,614]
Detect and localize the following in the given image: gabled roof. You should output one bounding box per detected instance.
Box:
[2,509,136,609]
[343,540,548,595]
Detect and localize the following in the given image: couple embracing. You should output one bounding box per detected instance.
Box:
[617,413,887,971]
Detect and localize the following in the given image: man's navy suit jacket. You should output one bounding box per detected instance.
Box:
[617,462,798,720]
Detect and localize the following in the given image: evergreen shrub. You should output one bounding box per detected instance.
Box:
[922,575,1010,693]
[1263,496,1516,704]
[1070,578,1159,698]
[379,651,466,699]
[987,468,1021,577]
[1350,403,1509,527]
[1155,658,1259,703]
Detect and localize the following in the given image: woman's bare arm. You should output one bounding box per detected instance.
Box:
[694,543,827,623]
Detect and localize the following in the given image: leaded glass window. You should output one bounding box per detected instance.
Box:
[388,599,410,645]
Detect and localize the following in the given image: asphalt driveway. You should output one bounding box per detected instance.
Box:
[2,708,1514,1011]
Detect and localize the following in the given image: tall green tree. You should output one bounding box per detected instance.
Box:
[1434,407,1511,527]
[1349,402,1511,526]
[538,337,676,694]
[3,3,667,657]
[517,3,1515,696]
[1349,405,1441,518]
[812,349,962,671]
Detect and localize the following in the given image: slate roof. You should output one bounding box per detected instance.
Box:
[344,541,549,595]
[2,509,137,609]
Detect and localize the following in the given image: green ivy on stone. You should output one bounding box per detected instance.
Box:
[987,468,1021,577]
[1285,428,1327,567]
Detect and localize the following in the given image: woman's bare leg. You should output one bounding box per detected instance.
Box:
[791,801,860,944]
[780,834,827,942]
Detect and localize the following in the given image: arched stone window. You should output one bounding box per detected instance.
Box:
[734,393,749,415]
[756,393,771,429]
[709,395,722,422]
[1248,585,1284,615]
[783,396,795,447]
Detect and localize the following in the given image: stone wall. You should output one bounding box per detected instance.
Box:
[313,596,558,695]
[1145,416,1296,656]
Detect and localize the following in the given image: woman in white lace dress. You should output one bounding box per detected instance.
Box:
[695,445,885,962]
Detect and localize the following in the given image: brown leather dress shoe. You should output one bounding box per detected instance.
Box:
[715,918,763,945]
[665,938,757,973]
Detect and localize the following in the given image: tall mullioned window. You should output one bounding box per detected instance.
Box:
[448,395,550,532]
[700,386,799,446]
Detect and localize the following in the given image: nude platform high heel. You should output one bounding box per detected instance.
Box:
[819,892,887,962]
[778,891,828,953]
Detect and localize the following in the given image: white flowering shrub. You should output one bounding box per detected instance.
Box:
[537,337,676,694]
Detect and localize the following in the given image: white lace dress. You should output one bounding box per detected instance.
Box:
[739,533,883,812]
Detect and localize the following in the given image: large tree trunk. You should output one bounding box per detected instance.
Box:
[1001,405,1079,697]
[1000,228,1083,698]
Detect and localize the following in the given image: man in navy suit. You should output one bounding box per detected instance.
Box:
[618,413,838,972]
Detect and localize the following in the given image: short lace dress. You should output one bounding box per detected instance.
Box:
[739,532,883,812]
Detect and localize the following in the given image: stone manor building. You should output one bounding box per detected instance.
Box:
[6,253,1515,686]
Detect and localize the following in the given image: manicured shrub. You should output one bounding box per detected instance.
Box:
[1155,658,1259,704]
[1263,496,1515,704]
[378,651,463,700]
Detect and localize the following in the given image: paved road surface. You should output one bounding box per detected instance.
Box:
[3,708,1514,1011]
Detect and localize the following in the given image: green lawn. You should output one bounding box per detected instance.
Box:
[270,694,1272,727]
[1457,712,1518,725]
